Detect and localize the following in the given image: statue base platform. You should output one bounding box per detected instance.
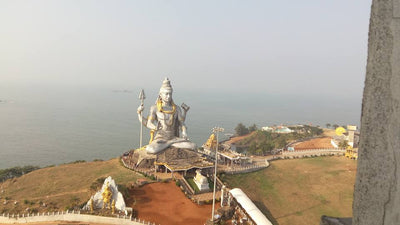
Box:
[130,146,214,172]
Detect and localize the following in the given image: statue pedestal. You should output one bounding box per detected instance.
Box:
[133,148,157,168]
[194,179,210,191]
[129,147,214,173]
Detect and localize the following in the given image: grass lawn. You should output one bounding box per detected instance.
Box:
[0,158,147,214]
[186,177,200,193]
[220,156,357,225]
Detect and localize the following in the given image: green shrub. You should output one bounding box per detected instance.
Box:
[90,177,106,191]
[117,184,130,200]
[0,165,40,182]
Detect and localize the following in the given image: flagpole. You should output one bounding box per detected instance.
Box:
[211,126,224,223]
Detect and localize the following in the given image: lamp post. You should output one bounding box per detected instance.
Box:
[211,126,224,223]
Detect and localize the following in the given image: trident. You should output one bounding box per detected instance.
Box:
[138,89,145,148]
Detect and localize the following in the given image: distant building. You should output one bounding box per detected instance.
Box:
[331,125,359,148]
[261,126,274,132]
[347,125,357,148]
[202,133,250,167]
[261,125,293,134]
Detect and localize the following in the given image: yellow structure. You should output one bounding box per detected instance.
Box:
[335,127,346,136]
[111,199,116,214]
[102,182,113,209]
[345,146,358,160]
[90,198,94,213]
[204,133,217,150]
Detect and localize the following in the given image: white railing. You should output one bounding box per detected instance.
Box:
[221,161,269,175]
[282,148,345,154]
[0,210,159,225]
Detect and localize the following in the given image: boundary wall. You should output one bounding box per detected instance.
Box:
[281,148,345,158]
[0,211,158,225]
[221,160,269,175]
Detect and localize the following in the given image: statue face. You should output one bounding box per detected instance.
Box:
[160,89,172,103]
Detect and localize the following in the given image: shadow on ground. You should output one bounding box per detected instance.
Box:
[253,200,279,225]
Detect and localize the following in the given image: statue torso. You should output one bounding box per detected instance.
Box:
[150,104,181,140]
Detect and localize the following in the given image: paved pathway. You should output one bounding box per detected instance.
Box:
[192,191,222,202]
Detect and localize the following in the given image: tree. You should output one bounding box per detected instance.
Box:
[326,123,331,128]
[235,123,249,136]
[310,126,323,136]
[248,124,258,132]
[248,142,257,155]
[338,140,349,148]
[333,124,339,129]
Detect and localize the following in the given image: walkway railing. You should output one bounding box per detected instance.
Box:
[220,159,270,175]
[0,210,159,225]
[178,178,195,195]
[282,148,345,154]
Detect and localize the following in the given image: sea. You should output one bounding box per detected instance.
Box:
[0,84,362,169]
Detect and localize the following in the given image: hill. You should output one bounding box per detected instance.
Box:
[0,159,145,214]
[233,125,323,155]
[220,156,357,225]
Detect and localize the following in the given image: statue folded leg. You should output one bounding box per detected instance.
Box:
[146,138,197,154]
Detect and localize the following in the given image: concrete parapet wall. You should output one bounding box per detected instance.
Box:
[352,0,400,224]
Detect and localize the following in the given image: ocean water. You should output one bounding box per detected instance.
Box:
[0,84,361,169]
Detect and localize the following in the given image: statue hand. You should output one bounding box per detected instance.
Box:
[137,104,144,114]
[181,103,190,112]
[182,130,188,140]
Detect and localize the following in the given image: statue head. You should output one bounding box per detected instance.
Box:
[159,78,173,104]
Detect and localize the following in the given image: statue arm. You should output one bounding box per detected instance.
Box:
[177,107,188,139]
[181,124,188,139]
[180,103,190,121]
[137,105,158,130]
[137,105,148,127]
[145,105,158,130]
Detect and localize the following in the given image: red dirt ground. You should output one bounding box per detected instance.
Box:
[293,137,334,150]
[130,182,217,225]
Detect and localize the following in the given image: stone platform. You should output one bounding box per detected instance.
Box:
[130,147,213,172]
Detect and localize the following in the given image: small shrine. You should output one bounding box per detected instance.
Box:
[83,176,126,214]
[193,169,210,191]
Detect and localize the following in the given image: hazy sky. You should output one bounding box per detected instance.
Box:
[1,0,371,99]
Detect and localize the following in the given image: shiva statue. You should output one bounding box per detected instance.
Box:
[137,78,196,154]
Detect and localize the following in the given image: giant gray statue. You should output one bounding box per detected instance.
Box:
[137,78,196,154]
